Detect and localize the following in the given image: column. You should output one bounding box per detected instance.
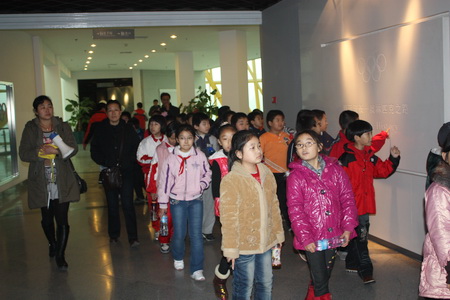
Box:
[175,52,195,107]
[219,30,248,112]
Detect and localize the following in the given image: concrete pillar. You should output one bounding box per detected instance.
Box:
[175,52,195,107]
[219,30,248,112]
[132,69,143,109]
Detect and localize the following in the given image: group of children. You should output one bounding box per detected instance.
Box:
[131,104,403,300]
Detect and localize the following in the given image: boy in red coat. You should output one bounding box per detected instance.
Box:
[339,120,400,284]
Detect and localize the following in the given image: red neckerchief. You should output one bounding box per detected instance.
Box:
[178,155,191,175]
[251,165,261,184]
[151,134,164,143]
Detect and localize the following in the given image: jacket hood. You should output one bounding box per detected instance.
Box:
[288,154,338,170]
[431,161,450,190]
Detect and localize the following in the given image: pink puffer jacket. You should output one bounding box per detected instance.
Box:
[420,161,450,299]
[287,155,358,250]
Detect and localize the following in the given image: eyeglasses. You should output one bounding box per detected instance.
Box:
[295,142,316,149]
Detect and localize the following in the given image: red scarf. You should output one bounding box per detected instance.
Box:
[178,155,191,175]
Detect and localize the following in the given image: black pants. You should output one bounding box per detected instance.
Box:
[41,199,70,227]
[346,214,373,278]
[273,173,290,229]
[104,169,138,243]
[305,248,337,296]
[133,164,145,199]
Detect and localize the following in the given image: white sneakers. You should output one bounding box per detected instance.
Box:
[174,260,184,270]
[190,270,205,281]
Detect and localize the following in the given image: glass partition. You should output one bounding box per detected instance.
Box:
[0,82,18,185]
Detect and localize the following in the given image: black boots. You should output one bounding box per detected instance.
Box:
[41,221,56,257]
[55,225,70,270]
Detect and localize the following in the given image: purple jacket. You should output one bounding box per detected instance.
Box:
[287,155,358,250]
[157,146,211,209]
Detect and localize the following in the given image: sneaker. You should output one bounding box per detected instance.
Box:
[174,260,184,270]
[338,250,348,261]
[130,240,140,248]
[160,243,170,254]
[345,267,358,273]
[298,251,307,262]
[154,231,159,241]
[202,233,215,242]
[191,270,206,281]
[363,275,376,284]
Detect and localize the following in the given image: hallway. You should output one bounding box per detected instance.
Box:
[0,148,423,299]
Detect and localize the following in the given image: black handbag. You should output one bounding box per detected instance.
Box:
[101,127,124,190]
[70,160,87,194]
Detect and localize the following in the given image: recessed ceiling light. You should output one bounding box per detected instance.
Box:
[86,61,90,64]
[134,63,137,66]
[139,59,143,62]
[88,50,94,54]
[170,35,177,39]
[87,57,92,60]
[91,44,96,47]
[84,68,87,70]
[84,65,88,67]
[151,50,156,53]
[129,67,133,69]
[160,42,166,46]
[144,55,149,58]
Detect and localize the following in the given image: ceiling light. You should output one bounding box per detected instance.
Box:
[134,63,137,66]
[84,68,87,70]
[144,55,149,58]
[129,67,133,69]
[160,43,166,46]
[87,57,92,60]
[170,35,177,39]
[139,59,143,62]
[86,61,90,64]
[84,65,88,68]
[91,44,96,47]
[151,50,156,53]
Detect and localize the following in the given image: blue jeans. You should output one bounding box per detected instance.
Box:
[170,198,204,274]
[232,250,273,300]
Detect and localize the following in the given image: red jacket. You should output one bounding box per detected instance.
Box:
[133,108,148,130]
[329,130,388,159]
[339,143,400,215]
[82,110,107,146]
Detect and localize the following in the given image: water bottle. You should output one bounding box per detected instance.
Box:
[315,236,344,251]
[160,213,169,237]
[272,244,282,269]
[151,200,158,221]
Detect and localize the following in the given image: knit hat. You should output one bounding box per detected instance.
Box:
[438,122,450,148]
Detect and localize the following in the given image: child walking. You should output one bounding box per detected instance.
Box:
[420,125,450,299]
[157,124,211,281]
[287,129,358,299]
[339,120,400,284]
[220,130,285,299]
[210,124,236,299]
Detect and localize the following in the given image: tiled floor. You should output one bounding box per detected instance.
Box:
[0,147,424,299]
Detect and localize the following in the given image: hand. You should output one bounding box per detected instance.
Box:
[305,243,316,253]
[340,231,351,247]
[385,128,390,137]
[226,257,236,270]
[158,208,167,219]
[151,193,157,201]
[390,146,400,158]
[41,144,58,155]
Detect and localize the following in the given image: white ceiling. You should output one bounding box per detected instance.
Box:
[25,25,261,72]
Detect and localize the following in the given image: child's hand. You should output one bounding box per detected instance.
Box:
[151,193,157,201]
[158,208,167,219]
[305,243,316,253]
[385,128,390,137]
[340,231,351,247]
[226,257,236,270]
[390,146,400,158]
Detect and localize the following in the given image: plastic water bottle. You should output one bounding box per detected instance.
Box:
[315,236,344,251]
[160,213,169,237]
[272,244,282,269]
[151,200,158,221]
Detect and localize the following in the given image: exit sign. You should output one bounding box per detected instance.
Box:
[93,29,135,39]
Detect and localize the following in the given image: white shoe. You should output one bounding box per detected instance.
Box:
[174,260,184,270]
[190,270,206,281]
[154,231,159,241]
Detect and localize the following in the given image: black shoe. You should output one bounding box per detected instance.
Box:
[110,238,119,243]
[202,233,215,242]
[363,275,376,284]
[130,240,140,248]
[55,225,69,270]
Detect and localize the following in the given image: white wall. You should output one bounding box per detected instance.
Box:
[261,0,450,255]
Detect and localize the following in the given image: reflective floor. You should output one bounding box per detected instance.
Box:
[0,148,424,299]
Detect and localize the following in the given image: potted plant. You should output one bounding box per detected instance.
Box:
[181,87,219,119]
[65,95,95,144]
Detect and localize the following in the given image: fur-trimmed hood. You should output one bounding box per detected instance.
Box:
[431,161,450,190]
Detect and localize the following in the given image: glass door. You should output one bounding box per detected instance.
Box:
[0,82,18,185]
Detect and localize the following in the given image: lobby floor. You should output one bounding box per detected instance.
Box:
[0,148,424,299]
